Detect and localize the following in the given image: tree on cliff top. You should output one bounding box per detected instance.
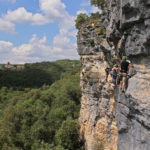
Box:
[90,0,105,10]
[75,13,89,29]
[75,12,101,29]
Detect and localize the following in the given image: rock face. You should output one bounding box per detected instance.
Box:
[77,0,150,150]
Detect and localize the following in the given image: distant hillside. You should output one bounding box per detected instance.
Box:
[0,72,84,150]
[0,64,3,70]
[0,59,81,88]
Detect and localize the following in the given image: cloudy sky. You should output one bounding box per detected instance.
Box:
[0,0,100,64]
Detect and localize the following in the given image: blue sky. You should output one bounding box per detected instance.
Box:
[0,0,100,64]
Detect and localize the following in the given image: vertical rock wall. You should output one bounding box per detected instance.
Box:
[77,0,150,150]
[77,21,118,150]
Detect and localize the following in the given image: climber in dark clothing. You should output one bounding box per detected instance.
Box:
[120,57,129,73]
[105,67,110,82]
[120,56,129,92]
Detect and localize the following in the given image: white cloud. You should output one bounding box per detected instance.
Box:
[0,19,15,33]
[3,0,71,25]
[80,1,90,7]
[1,0,76,32]
[0,40,15,64]
[31,13,50,25]
[0,41,13,52]
[0,34,79,64]
[90,6,102,13]
[8,0,16,3]
[0,0,16,3]
[53,34,75,50]
[1,0,76,30]
[59,14,76,35]
[77,6,101,16]
[77,9,88,15]
[0,0,79,63]
[4,7,50,25]
[12,35,52,59]
[39,0,66,19]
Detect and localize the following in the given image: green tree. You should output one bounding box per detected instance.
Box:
[55,117,81,150]
[0,72,83,150]
[0,60,83,150]
[0,60,81,88]
[75,13,89,29]
[90,12,101,19]
[90,0,105,10]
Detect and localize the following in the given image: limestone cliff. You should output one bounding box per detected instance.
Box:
[77,0,150,150]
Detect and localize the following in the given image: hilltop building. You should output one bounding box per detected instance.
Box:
[2,62,24,70]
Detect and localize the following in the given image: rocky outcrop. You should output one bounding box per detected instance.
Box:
[77,0,150,150]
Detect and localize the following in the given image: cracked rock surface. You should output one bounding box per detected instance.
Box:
[77,0,150,150]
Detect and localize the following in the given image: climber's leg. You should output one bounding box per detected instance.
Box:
[122,73,127,92]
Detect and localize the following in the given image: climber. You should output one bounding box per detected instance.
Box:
[116,65,121,85]
[109,65,118,85]
[105,66,110,82]
[120,56,129,92]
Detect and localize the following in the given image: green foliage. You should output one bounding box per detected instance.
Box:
[0,62,83,150]
[75,13,89,29]
[89,39,95,47]
[75,12,101,29]
[32,141,54,150]
[0,60,81,88]
[90,12,101,19]
[90,0,105,10]
[55,117,80,150]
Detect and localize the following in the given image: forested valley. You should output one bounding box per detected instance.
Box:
[0,60,84,150]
